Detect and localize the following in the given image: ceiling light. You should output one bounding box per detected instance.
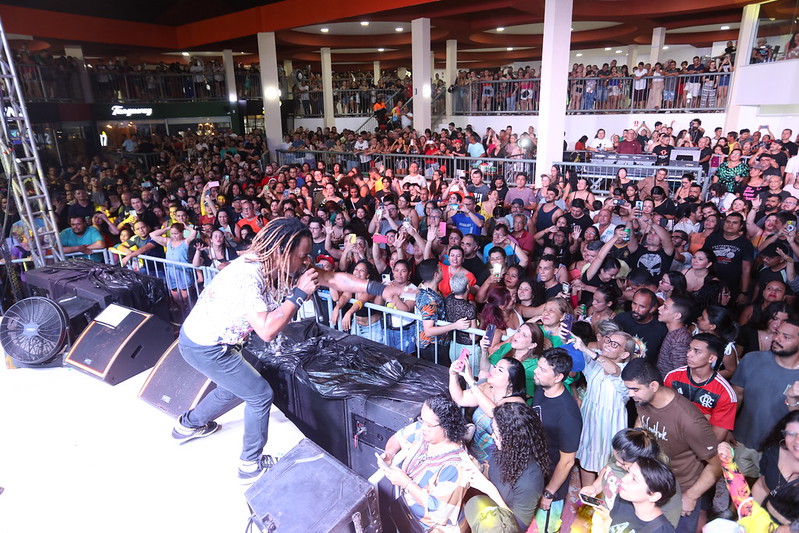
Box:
[663,46,669,50]
[181,52,190,56]
[576,53,583,57]
[615,50,622,53]
[720,25,730,30]
[321,27,329,33]
[395,27,403,32]
[360,21,369,26]
[604,47,611,51]
[507,47,514,51]
[570,27,574,31]
[378,48,385,52]
[496,27,505,32]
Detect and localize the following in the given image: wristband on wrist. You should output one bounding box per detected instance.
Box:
[286,287,309,308]
[366,280,386,297]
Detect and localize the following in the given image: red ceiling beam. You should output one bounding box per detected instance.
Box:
[0,5,179,48]
[0,0,439,50]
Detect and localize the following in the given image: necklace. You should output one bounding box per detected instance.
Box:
[687,367,715,387]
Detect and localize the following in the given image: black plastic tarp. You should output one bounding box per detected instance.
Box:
[35,258,167,310]
[247,320,447,400]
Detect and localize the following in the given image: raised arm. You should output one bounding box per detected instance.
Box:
[585,234,620,280]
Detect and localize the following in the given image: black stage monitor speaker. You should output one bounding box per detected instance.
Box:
[138,339,216,418]
[65,304,174,385]
[245,438,381,533]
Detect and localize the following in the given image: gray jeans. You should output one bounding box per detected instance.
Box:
[179,330,273,462]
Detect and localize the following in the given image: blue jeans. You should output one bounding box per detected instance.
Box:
[386,324,417,354]
[179,329,273,462]
[355,320,384,344]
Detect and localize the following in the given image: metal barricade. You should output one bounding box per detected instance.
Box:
[298,292,488,371]
[554,160,707,197]
[107,251,218,323]
[276,149,536,183]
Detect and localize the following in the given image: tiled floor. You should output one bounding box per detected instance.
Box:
[0,356,305,533]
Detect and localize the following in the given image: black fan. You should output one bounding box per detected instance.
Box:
[0,297,69,365]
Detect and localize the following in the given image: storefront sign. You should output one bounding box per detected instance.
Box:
[110,105,153,117]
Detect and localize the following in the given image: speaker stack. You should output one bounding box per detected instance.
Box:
[138,340,216,418]
[245,438,381,533]
[64,304,174,385]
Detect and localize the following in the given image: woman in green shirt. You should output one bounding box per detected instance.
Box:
[481,322,543,398]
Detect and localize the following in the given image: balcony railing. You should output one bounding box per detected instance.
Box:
[17,64,83,102]
[15,65,735,114]
[90,71,228,103]
[453,72,731,115]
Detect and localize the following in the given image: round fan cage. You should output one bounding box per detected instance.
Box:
[0,297,69,365]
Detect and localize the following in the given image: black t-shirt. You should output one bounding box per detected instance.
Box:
[531,388,582,501]
[652,144,673,166]
[487,451,544,529]
[609,243,632,263]
[629,247,674,278]
[565,213,593,232]
[780,141,798,157]
[614,312,668,364]
[463,255,489,285]
[756,266,793,295]
[772,152,788,169]
[68,202,96,222]
[541,281,563,301]
[759,445,784,493]
[610,497,676,533]
[699,147,713,173]
[704,233,754,292]
[653,199,677,219]
[579,269,618,305]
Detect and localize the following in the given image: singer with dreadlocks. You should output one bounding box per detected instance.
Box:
[171,217,404,483]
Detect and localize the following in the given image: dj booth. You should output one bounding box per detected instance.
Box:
[244,320,449,530]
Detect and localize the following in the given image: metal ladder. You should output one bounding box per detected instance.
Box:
[0,16,64,268]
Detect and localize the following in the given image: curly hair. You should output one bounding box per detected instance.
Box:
[494,402,551,486]
[424,394,467,444]
[246,216,311,299]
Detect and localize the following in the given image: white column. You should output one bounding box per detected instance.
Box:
[445,39,457,119]
[373,61,381,85]
[283,59,294,97]
[536,0,573,186]
[257,32,283,160]
[63,45,93,103]
[222,49,237,103]
[411,18,432,133]
[724,4,760,133]
[650,27,666,65]
[627,45,639,67]
[320,47,335,129]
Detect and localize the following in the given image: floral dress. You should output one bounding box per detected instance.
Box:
[394,421,471,532]
[575,355,629,472]
[715,161,749,192]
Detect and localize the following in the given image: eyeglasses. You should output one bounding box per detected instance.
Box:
[604,336,622,349]
[416,415,440,428]
[782,430,799,439]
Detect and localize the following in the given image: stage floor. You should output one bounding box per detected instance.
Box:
[0,355,306,533]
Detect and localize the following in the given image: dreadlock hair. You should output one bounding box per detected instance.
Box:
[246,217,311,299]
[493,402,551,485]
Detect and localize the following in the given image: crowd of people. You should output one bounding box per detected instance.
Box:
[5,114,799,532]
